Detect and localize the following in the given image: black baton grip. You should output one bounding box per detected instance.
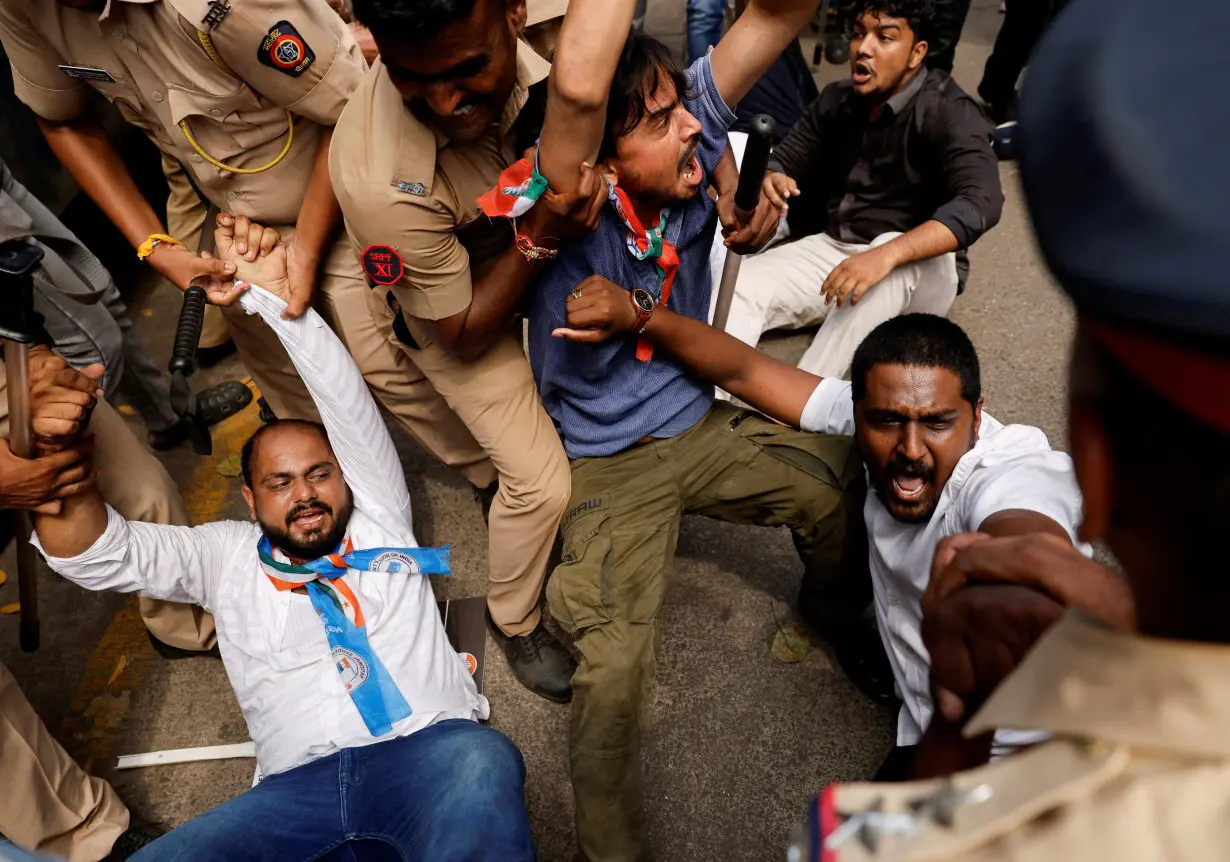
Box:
[169,286,207,377]
[734,114,776,213]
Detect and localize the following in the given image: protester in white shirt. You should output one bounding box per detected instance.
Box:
[555,286,1088,781]
[30,216,535,861]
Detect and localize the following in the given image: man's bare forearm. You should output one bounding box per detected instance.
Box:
[641,306,820,426]
[291,129,342,265]
[37,118,166,249]
[417,243,543,361]
[878,220,960,269]
[33,486,109,560]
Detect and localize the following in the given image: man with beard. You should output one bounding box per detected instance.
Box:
[554,299,1083,781]
[485,3,869,858]
[28,216,534,861]
[723,0,1003,379]
[797,0,1230,856]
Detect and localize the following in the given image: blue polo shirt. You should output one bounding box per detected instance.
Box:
[529,55,737,459]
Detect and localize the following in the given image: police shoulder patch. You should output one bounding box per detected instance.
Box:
[362,245,404,286]
[257,21,316,77]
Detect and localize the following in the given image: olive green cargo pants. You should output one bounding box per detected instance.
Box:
[547,402,869,862]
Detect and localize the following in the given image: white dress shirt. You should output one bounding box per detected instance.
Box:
[34,287,488,777]
[801,378,1086,754]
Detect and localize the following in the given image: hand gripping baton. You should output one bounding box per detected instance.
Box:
[712,113,776,331]
[0,239,48,652]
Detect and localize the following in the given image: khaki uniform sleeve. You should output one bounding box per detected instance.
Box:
[208,0,365,126]
[339,182,474,322]
[0,5,87,121]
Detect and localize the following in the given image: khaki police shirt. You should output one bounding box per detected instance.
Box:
[825,612,1230,861]
[0,0,364,225]
[329,41,550,322]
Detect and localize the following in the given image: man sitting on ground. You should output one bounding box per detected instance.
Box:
[725,0,1002,378]
[485,2,870,857]
[556,295,1084,780]
[29,216,534,861]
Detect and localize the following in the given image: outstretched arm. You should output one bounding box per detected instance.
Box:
[708,1,818,108]
[553,275,821,426]
[537,0,639,193]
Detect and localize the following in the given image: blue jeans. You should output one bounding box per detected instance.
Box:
[133,721,535,862]
[686,0,726,63]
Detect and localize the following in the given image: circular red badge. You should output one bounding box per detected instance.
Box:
[361,244,404,286]
[269,33,306,70]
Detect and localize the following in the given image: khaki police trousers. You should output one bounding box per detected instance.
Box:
[163,166,497,490]
[0,661,128,861]
[374,308,571,638]
[0,371,215,651]
[547,404,868,861]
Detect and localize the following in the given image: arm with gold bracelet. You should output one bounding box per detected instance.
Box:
[36,117,237,294]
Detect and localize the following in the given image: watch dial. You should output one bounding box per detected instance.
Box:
[635,291,654,312]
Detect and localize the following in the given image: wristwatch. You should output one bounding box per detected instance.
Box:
[630,287,656,333]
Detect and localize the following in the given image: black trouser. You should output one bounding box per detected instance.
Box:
[978,0,1072,108]
[926,0,974,73]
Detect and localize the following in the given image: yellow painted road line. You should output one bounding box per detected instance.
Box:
[62,386,262,771]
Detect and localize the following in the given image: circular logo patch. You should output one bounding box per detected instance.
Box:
[270,33,305,69]
[370,550,420,574]
[331,646,370,692]
[362,244,404,286]
[459,652,478,676]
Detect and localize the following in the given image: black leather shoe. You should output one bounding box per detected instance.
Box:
[486,611,576,703]
[105,821,167,861]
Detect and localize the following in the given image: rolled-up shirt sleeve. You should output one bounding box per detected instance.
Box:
[31,506,247,612]
[929,94,1003,249]
[0,6,87,122]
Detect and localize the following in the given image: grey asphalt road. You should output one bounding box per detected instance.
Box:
[0,2,1074,860]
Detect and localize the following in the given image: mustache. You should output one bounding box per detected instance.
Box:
[884,457,933,480]
[286,501,333,527]
[677,139,700,172]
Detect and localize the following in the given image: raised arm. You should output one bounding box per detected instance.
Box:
[537,0,639,193]
[708,0,819,108]
[212,218,413,531]
[553,275,821,426]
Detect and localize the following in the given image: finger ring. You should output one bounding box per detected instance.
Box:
[571,288,583,300]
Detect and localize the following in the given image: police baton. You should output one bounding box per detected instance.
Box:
[168,204,222,457]
[712,114,776,332]
[0,238,49,652]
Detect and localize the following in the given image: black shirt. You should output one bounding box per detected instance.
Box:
[766,68,1002,250]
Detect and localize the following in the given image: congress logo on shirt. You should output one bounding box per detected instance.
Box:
[459,652,478,676]
[370,550,421,575]
[257,21,316,77]
[331,646,370,693]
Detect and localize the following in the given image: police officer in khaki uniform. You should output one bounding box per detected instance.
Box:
[331,0,595,701]
[0,0,499,499]
[809,0,1230,857]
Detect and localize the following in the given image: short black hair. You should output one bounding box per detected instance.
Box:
[850,314,981,407]
[351,0,479,41]
[598,31,692,162]
[852,0,936,45]
[240,419,331,488]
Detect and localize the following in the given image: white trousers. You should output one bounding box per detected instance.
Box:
[721,230,959,378]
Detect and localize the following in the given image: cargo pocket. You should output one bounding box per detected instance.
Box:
[548,503,615,635]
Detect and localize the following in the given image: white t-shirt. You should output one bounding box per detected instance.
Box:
[35,289,487,776]
[801,378,1086,753]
